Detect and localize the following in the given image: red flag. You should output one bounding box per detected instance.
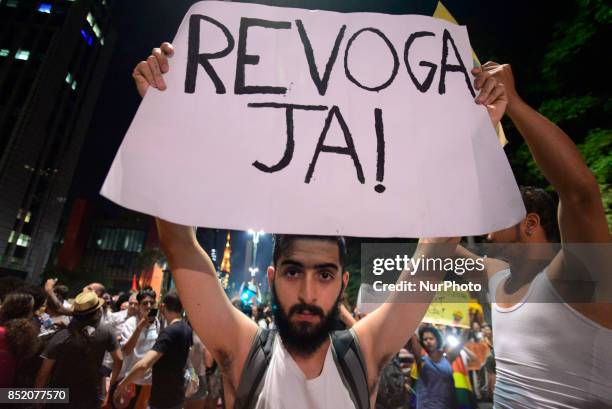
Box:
[131,274,138,292]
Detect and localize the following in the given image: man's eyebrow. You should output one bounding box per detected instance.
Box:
[279,260,339,272]
[314,263,339,271]
[280,259,304,268]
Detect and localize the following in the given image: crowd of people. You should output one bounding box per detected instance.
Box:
[0,278,224,409]
[0,274,497,409]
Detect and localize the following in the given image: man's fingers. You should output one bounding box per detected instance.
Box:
[147,55,166,90]
[152,48,169,73]
[160,42,174,57]
[135,61,155,85]
[476,76,497,104]
[473,70,488,90]
[484,83,505,106]
[482,61,499,69]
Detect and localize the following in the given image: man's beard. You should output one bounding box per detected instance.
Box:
[271,284,342,357]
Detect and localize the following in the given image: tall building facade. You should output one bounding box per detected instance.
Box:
[48,199,159,291]
[0,0,116,280]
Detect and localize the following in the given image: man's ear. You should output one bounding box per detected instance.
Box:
[342,271,349,291]
[267,266,275,288]
[523,213,541,236]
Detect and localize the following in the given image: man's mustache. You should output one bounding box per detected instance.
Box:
[288,303,324,318]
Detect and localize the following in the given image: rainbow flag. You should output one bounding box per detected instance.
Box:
[410,356,477,409]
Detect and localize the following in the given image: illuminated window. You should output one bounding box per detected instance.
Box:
[0,49,9,57]
[93,24,101,39]
[16,234,31,247]
[86,12,94,26]
[6,0,18,8]
[80,29,93,46]
[15,50,30,60]
[65,72,72,84]
[24,212,31,223]
[7,231,15,243]
[100,37,105,46]
[38,3,51,13]
[71,80,77,90]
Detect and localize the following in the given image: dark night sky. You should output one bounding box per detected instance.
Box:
[69,0,573,213]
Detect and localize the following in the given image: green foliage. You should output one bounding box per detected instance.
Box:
[578,129,612,185]
[538,95,602,124]
[509,0,611,232]
[541,0,611,90]
[578,129,612,229]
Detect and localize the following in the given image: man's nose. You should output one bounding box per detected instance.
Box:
[298,273,317,304]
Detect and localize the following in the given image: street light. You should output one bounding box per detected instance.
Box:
[248,229,265,245]
[247,229,265,269]
[247,229,265,287]
[249,267,259,277]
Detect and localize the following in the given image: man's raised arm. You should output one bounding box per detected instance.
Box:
[484,62,609,244]
[352,238,460,390]
[157,219,258,371]
[351,65,507,389]
[132,42,258,367]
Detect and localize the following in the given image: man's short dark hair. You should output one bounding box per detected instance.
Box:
[162,290,183,313]
[53,285,69,302]
[272,234,347,271]
[520,186,560,242]
[418,325,443,350]
[137,287,156,303]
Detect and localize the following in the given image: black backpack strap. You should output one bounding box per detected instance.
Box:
[233,328,276,409]
[331,328,370,409]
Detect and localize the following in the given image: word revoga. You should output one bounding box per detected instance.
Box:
[185,15,477,193]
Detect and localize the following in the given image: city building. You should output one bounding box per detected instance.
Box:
[48,198,160,291]
[0,0,116,280]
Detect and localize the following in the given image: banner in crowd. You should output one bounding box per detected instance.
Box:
[102,1,525,237]
[423,290,470,328]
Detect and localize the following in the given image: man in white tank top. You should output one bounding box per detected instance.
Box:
[133,39,507,409]
[457,62,612,408]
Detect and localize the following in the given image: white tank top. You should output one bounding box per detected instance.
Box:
[489,268,612,408]
[255,336,356,409]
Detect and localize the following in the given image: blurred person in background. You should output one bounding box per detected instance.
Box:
[0,293,41,387]
[410,325,456,409]
[35,291,122,409]
[112,287,159,408]
[115,290,192,409]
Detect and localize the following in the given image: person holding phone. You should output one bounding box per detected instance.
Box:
[111,287,160,409]
[115,290,192,409]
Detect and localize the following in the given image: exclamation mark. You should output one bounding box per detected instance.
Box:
[374,108,386,193]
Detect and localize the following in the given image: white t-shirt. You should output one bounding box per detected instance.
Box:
[118,315,159,385]
[255,337,356,409]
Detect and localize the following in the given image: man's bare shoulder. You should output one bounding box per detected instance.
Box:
[484,256,510,279]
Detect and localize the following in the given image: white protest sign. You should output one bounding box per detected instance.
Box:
[102,1,525,237]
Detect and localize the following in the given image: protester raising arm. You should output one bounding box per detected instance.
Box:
[351,66,507,391]
[156,219,258,387]
[133,42,259,382]
[483,62,609,245]
[353,238,460,390]
[44,279,73,316]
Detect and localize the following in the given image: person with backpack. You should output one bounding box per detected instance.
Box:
[134,40,506,409]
